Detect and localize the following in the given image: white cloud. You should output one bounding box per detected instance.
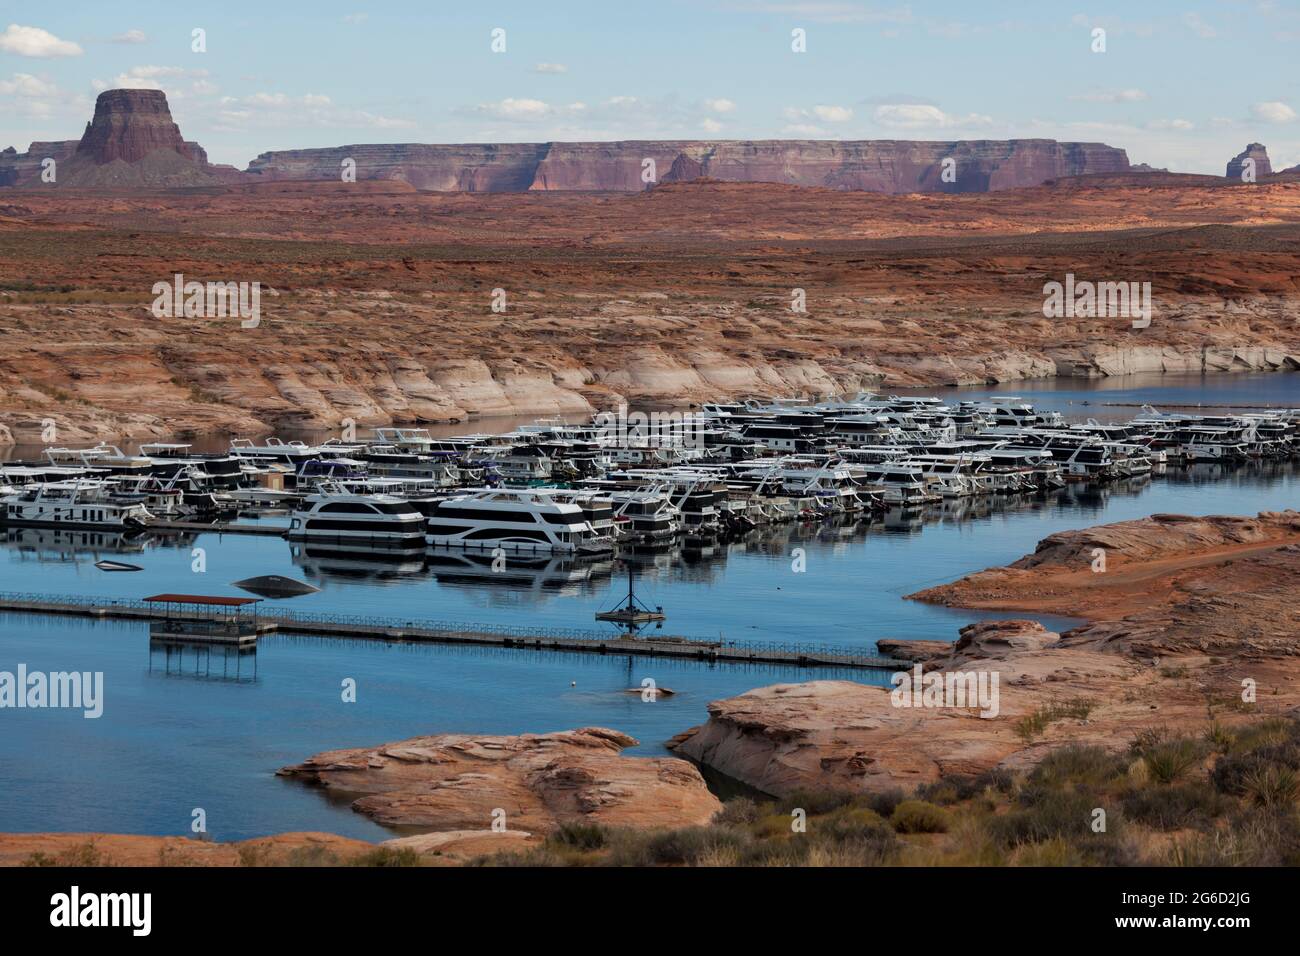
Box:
[700,117,723,133]
[813,104,852,122]
[112,29,147,44]
[704,97,736,114]
[1072,88,1148,103]
[1146,118,1195,130]
[533,62,568,74]
[106,65,212,97]
[215,91,413,130]
[0,72,84,120]
[477,97,554,119]
[872,103,991,129]
[343,13,368,24]
[0,24,83,57]
[785,104,853,123]
[1251,101,1296,124]
[0,72,58,98]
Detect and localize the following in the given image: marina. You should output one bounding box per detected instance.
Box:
[1,374,1298,841]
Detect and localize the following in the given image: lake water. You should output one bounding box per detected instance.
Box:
[0,373,1296,841]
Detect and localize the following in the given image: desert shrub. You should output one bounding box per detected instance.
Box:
[548,821,609,851]
[619,826,753,866]
[989,789,1133,864]
[1030,745,1128,789]
[1174,807,1300,866]
[1204,720,1235,752]
[1016,698,1100,742]
[351,846,421,867]
[776,789,857,816]
[282,844,341,867]
[814,806,890,841]
[1120,781,1229,830]
[471,848,571,867]
[891,800,953,834]
[237,843,269,867]
[753,811,803,839]
[1009,837,1087,867]
[853,787,906,817]
[1138,738,1206,784]
[1240,765,1300,810]
[737,837,812,867]
[37,842,112,867]
[713,797,760,827]
[917,769,1013,806]
[1212,738,1300,795]
[1225,718,1297,755]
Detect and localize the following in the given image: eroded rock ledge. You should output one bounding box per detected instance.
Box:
[279,726,722,835]
[670,512,1300,797]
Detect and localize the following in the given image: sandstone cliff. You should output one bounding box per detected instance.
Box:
[2,178,1299,445]
[248,138,1130,194]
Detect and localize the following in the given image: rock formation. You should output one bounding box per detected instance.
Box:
[248,138,1130,194]
[0,89,238,188]
[75,89,204,165]
[671,511,1300,797]
[1226,143,1272,180]
[279,727,723,832]
[0,140,78,186]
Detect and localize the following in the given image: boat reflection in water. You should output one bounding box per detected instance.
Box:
[2,526,154,565]
[425,549,615,598]
[289,543,428,584]
[147,638,258,683]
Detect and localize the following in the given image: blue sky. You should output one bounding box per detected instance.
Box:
[2,1,1299,173]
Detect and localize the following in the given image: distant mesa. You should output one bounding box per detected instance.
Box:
[246,139,1131,195]
[1,90,1132,194]
[1226,142,1272,180]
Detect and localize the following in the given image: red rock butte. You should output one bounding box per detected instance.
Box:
[75,89,206,166]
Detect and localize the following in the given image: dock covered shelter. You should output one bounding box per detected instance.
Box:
[143,593,263,644]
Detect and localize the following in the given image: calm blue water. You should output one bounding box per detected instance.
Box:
[895,370,1300,422]
[0,373,1297,840]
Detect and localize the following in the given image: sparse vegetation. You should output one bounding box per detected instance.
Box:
[462,716,1300,867]
[1014,696,1099,742]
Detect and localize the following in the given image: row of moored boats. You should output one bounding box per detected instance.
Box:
[3,395,1298,554]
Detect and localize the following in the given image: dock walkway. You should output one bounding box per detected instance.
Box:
[0,590,905,670]
[148,520,287,536]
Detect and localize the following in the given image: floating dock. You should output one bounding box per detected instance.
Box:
[0,590,905,670]
[146,520,287,536]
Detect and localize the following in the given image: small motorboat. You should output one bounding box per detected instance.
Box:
[95,560,143,572]
[232,574,321,598]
